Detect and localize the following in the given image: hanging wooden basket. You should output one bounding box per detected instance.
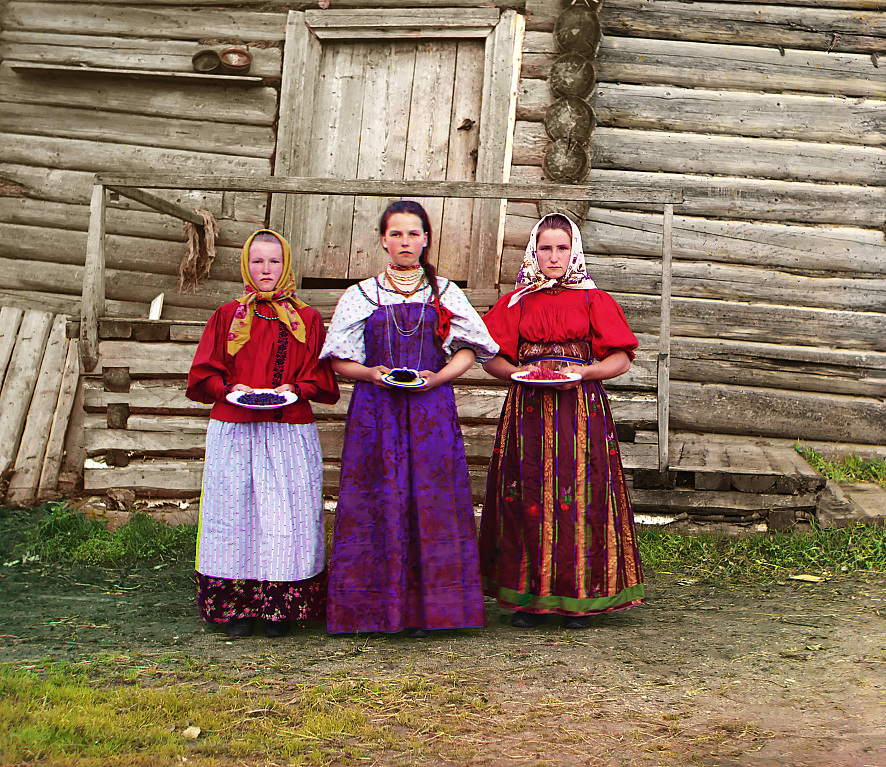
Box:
[549,52,596,99]
[544,97,596,143]
[554,4,602,57]
[543,138,590,183]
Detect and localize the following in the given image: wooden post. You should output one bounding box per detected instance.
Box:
[470,9,525,288]
[657,203,674,472]
[80,183,106,372]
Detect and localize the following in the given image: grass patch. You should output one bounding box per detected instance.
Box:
[795,444,886,489]
[11,502,197,567]
[0,661,488,767]
[638,524,886,582]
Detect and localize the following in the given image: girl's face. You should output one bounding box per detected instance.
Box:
[381,212,428,268]
[248,240,284,291]
[536,227,572,280]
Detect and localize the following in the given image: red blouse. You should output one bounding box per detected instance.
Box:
[483,288,638,366]
[186,300,339,423]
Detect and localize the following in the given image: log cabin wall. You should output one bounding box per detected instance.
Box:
[0,0,525,324]
[511,0,886,445]
[0,0,292,321]
[0,0,884,509]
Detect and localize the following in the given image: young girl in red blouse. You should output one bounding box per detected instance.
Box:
[479,213,645,629]
[187,230,339,638]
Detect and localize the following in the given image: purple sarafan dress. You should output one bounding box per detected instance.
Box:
[326,297,487,634]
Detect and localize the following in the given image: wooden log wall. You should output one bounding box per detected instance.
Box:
[0,0,290,320]
[74,319,658,501]
[513,0,886,445]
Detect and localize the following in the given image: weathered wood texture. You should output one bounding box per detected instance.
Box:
[527,1,886,54]
[0,311,79,504]
[524,35,886,98]
[6,315,69,503]
[3,3,288,41]
[0,0,276,318]
[509,0,886,452]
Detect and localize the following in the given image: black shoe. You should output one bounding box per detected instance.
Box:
[511,611,547,628]
[263,619,290,638]
[562,615,592,630]
[407,629,428,639]
[227,618,255,638]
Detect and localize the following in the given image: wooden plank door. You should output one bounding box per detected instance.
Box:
[272,9,524,289]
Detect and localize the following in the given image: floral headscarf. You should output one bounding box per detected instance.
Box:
[227,229,308,355]
[508,212,597,308]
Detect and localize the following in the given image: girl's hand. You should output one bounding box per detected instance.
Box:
[367,365,393,388]
[274,384,294,393]
[231,383,253,393]
[415,370,441,391]
[560,363,590,390]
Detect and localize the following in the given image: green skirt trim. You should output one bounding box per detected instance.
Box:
[484,578,645,615]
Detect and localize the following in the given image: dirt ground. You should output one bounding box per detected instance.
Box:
[1,513,885,767]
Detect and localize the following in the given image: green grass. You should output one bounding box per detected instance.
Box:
[795,444,886,489]
[13,501,197,567]
[638,524,886,582]
[0,661,487,767]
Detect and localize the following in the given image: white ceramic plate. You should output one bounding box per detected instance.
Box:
[382,369,427,389]
[511,370,582,386]
[225,388,298,409]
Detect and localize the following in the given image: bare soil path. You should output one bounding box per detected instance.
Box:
[1,513,884,766]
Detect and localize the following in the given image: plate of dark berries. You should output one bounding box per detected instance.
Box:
[226,388,298,409]
[382,368,427,389]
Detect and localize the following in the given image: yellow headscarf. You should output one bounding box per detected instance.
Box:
[226,229,308,355]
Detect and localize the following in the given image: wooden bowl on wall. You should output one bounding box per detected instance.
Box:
[192,49,222,74]
[219,48,253,75]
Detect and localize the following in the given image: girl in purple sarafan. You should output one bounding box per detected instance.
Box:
[320,200,499,637]
[187,230,339,639]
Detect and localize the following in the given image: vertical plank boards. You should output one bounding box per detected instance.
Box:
[438,40,484,282]
[471,9,523,287]
[79,183,106,371]
[403,41,458,269]
[273,11,322,285]
[349,42,416,279]
[6,314,69,505]
[301,43,367,278]
[0,306,25,386]
[38,338,80,499]
[658,204,674,472]
[0,309,53,476]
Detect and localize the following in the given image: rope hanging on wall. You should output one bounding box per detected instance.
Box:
[179,209,220,293]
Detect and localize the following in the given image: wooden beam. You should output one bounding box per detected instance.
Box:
[470,8,525,288]
[105,185,205,226]
[0,310,54,477]
[6,315,70,505]
[37,339,81,499]
[658,204,673,472]
[304,8,500,39]
[92,174,685,203]
[6,61,264,85]
[80,183,106,372]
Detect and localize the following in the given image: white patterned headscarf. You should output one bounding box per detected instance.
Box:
[508,212,597,308]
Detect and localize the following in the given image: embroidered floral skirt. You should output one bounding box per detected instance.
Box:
[196,570,327,624]
[479,341,645,616]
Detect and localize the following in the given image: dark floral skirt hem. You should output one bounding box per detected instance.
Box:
[196,569,327,624]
